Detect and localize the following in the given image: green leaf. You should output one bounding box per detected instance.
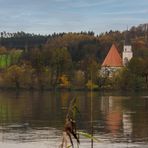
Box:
[77,131,100,143]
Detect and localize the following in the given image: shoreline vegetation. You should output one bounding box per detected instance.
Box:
[0,86,147,92]
[0,24,148,91]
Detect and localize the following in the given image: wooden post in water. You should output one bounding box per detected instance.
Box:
[90,70,93,148]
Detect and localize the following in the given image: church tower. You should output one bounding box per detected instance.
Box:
[122,31,133,66]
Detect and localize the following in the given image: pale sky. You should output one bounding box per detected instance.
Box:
[0,0,148,35]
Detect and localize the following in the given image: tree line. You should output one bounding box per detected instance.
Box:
[0,24,148,90]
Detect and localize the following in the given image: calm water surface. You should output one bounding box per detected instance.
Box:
[0,91,148,148]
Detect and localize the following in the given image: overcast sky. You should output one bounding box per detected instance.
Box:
[0,0,148,35]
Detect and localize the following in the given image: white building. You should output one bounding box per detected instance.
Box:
[122,45,133,66]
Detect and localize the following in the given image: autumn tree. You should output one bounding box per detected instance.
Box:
[3,65,23,89]
[50,47,73,86]
[80,57,99,83]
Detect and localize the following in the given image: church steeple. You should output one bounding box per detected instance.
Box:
[122,30,133,66]
[124,30,131,45]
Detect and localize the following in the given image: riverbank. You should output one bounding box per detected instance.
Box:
[0,86,147,94]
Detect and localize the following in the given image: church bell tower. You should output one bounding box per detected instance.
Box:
[122,30,133,66]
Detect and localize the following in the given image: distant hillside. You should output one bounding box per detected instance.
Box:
[0,24,148,90]
[0,31,48,49]
[0,23,148,61]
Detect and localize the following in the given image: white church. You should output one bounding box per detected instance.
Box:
[101,40,133,76]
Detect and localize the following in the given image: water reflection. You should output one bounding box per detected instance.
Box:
[0,91,147,147]
[123,112,132,137]
[101,96,122,135]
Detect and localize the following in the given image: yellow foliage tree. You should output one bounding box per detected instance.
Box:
[3,65,24,89]
[59,74,70,88]
[86,80,98,90]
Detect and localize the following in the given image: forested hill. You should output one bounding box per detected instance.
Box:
[0,23,148,60]
[0,31,95,50]
[0,23,148,90]
[0,31,48,49]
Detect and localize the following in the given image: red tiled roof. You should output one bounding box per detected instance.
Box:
[102,44,123,67]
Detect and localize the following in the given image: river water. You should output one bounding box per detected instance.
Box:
[0,90,148,148]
